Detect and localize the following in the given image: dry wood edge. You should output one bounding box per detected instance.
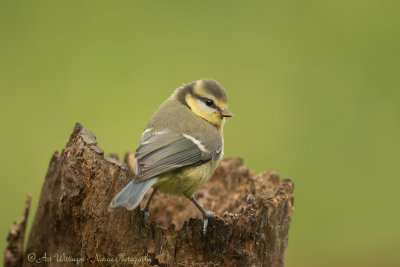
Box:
[4,194,32,267]
[4,123,294,267]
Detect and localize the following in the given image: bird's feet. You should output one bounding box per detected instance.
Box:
[141,189,158,221]
[141,208,150,220]
[202,210,215,236]
[203,210,215,218]
[188,196,216,236]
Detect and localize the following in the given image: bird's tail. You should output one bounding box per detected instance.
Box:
[108,178,156,211]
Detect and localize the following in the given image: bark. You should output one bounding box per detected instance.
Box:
[5,123,294,266]
[4,194,32,267]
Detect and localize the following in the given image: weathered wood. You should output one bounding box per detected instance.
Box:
[6,123,294,266]
[4,194,32,267]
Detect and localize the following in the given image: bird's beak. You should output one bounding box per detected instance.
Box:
[221,108,233,117]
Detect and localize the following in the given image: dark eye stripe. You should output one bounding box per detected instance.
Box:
[205,98,214,107]
[202,98,218,109]
[192,93,218,109]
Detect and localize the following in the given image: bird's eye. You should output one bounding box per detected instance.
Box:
[205,99,214,107]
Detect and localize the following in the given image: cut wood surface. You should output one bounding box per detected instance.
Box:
[5,123,294,266]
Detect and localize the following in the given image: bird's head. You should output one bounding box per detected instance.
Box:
[174,79,233,130]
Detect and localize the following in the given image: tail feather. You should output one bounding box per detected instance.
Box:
[108,178,156,211]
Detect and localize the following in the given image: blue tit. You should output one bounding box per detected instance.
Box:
[109,78,233,234]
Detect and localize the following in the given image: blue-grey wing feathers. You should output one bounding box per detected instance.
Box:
[134,129,220,183]
[108,178,156,211]
[109,128,222,210]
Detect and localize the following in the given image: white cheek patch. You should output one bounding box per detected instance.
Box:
[197,99,216,114]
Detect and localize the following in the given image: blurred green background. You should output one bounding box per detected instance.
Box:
[1,0,399,266]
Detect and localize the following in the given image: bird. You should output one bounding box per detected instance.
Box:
[108,78,232,234]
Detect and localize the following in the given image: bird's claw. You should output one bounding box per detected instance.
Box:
[142,209,150,220]
[204,210,215,218]
[202,210,215,236]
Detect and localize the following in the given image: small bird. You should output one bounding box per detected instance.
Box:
[109,79,232,234]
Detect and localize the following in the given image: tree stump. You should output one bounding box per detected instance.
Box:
[4,123,294,266]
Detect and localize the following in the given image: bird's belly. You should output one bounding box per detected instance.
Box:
[154,161,218,198]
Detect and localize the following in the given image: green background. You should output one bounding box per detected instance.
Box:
[1,1,399,266]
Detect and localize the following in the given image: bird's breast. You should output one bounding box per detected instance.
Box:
[154,160,219,198]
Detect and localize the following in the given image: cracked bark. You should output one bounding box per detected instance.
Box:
[4,194,32,267]
[4,123,294,266]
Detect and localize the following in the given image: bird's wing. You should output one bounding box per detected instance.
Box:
[133,128,222,183]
